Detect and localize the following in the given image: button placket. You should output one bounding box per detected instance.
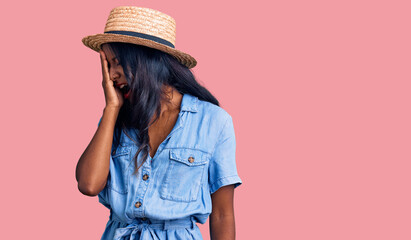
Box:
[132,159,152,218]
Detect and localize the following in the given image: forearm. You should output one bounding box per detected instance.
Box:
[209,213,236,240]
[75,106,120,196]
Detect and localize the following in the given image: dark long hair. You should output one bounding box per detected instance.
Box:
[104,42,219,176]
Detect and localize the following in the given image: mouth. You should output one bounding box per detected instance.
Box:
[116,83,131,99]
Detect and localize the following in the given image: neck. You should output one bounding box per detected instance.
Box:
[159,85,182,115]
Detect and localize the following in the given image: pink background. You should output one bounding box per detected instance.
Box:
[1,0,410,239]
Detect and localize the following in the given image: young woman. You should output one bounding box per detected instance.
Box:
[76,6,242,240]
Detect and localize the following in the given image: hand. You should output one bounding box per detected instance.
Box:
[99,50,124,109]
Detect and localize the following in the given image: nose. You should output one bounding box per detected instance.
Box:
[109,67,120,81]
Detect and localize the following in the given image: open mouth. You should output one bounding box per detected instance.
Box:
[118,84,131,99]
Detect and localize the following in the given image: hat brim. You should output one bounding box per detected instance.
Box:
[82,33,197,69]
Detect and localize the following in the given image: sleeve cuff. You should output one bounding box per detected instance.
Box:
[210,175,242,194]
[98,188,111,209]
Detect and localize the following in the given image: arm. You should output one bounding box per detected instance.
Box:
[75,106,119,196]
[209,184,236,240]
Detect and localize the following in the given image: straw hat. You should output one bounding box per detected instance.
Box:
[82,6,197,69]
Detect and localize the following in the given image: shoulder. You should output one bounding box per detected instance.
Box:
[196,98,232,126]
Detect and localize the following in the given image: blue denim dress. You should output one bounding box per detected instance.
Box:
[96,93,242,240]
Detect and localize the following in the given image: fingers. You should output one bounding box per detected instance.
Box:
[99,50,110,81]
[99,50,105,67]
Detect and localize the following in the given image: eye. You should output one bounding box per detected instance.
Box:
[110,61,119,67]
[107,60,120,69]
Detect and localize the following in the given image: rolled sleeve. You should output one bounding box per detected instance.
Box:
[98,184,111,209]
[208,115,242,194]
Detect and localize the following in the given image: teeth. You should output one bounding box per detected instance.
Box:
[119,84,126,89]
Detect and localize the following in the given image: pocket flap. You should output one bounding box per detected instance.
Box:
[112,146,131,157]
[169,148,210,166]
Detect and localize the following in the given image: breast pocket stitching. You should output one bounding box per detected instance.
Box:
[160,148,210,202]
[107,146,132,195]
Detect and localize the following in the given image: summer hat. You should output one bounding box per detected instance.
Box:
[82,6,197,69]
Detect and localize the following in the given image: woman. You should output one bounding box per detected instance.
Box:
[76,6,242,240]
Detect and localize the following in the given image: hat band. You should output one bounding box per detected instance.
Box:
[104,30,175,48]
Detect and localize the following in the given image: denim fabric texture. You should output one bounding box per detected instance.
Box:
[96,93,242,240]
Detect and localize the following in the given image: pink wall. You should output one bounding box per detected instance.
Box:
[1,0,410,239]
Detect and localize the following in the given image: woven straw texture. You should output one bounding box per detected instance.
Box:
[82,6,197,69]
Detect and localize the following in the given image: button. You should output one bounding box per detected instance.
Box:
[135,201,142,208]
[112,149,116,155]
[188,156,195,163]
[141,217,147,221]
[142,174,149,181]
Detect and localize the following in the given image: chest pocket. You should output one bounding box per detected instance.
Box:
[160,148,210,202]
[107,146,132,194]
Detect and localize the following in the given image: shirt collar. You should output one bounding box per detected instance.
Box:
[180,93,198,113]
[121,93,198,139]
[122,93,198,138]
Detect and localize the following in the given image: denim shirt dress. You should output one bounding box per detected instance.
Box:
[96,93,242,240]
